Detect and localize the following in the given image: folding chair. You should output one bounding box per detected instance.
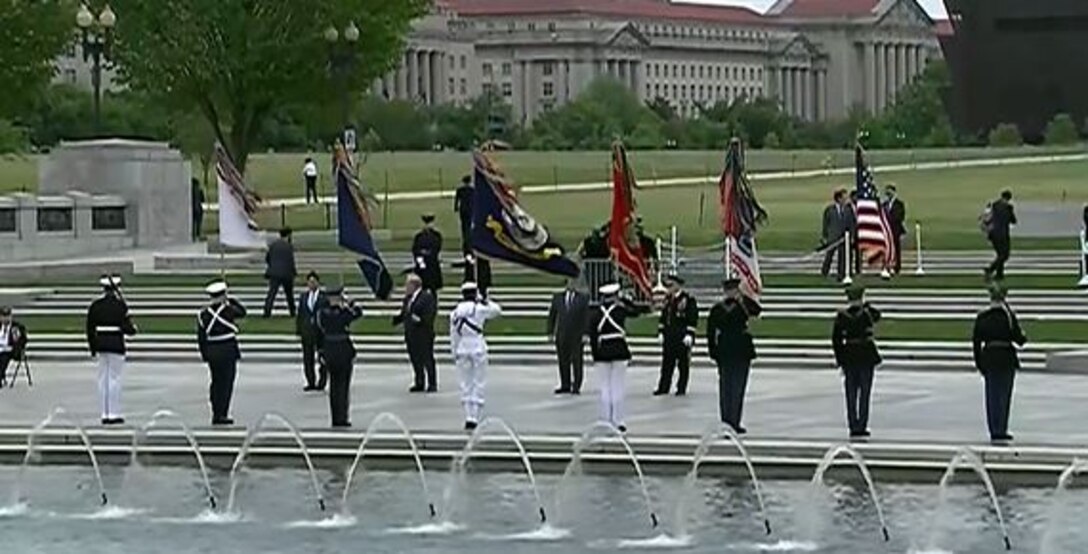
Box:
[9,352,32,388]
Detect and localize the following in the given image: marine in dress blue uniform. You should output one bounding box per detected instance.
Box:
[86,275,137,425]
[972,284,1027,444]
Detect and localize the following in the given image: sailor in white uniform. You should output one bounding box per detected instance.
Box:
[588,283,647,433]
[449,281,502,430]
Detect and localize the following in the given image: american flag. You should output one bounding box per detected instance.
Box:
[854,144,896,269]
[719,138,767,305]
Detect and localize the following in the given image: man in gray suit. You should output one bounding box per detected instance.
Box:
[546,279,590,395]
[263,227,298,317]
[821,188,850,281]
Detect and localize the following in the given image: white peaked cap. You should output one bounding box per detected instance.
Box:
[99,275,121,287]
[461,281,478,291]
[205,281,229,296]
[599,283,621,295]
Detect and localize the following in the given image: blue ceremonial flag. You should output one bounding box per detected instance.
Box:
[335,145,393,300]
[470,151,579,278]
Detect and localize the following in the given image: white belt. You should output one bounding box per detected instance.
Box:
[96,326,122,332]
[599,333,626,341]
[206,334,236,342]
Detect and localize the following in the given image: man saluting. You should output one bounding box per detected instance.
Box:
[318,286,363,428]
[450,282,502,431]
[86,274,137,425]
[197,280,247,425]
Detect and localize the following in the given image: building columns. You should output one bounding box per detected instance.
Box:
[407,49,419,101]
[864,43,876,111]
[895,43,906,98]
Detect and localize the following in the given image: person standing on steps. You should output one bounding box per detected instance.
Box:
[85,275,137,425]
[317,286,363,428]
[263,227,297,318]
[296,271,328,392]
[191,177,205,241]
[654,274,698,397]
[883,184,907,275]
[984,189,1017,282]
[831,284,882,440]
[972,284,1027,445]
[588,283,648,433]
[449,282,502,431]
[197,281,247,425]
[820,188,850,281]
[393,273,438,393]
[412,214,444,296]
[453,175,474,253]
[706,279,760,435]
[546,278,590,395]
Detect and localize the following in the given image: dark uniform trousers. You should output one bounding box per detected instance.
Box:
[658,340,692,394]
[832,305,882,435]
[843,365,875,434]
[657,292,698,395]
[206,345,237,422]
[325,341,354,427]
[407,330,437,390]
[717,358,751,429]
[973,305,1026,440]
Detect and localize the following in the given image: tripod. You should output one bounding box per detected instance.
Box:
[8,354,32,388]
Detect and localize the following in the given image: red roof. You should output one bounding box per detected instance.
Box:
[934,18,954,36]
[447,0,768,25]
[773,0,880,18]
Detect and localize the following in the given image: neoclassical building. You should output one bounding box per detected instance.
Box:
[379,0,944,124]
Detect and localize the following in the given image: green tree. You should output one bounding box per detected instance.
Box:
[645,96,678,122]
[1044,113,1080,145]
[531,79,664,150]
[356,96,430,151]
[763,131,781,149]
[109,0,427,173]
[880,61,952,147]
[1,0,75,117]
[988,123,1023,147]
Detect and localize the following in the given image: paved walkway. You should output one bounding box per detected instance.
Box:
[4,359,1088,446]
[203,153,1088,211]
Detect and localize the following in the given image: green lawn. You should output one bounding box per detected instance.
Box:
[18,314,1085,343]
[2,145,1082,200]
[203,158,1088,252]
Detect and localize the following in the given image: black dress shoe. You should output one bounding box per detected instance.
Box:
[409,386,425,393]
[732,426,748,435]
[102,418,125,426]
[652,389,668,397]
[303,385,318,392]
[571,390,581,396]
[332,422,352,428]
[617,425,628,434]
[213,419,234,426]
[464,421,478,431]
[554,387,571,395]
[675,391,687,397]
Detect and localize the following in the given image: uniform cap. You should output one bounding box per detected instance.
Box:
[721,278,741,291]
[99,274,121,288]
[988,283,1008,301]
[599,283,621,295]
[205,281,228,296]
[421,213,436,223]
[845,284,866,301]
[461,281,478,292]
[326,285,345,296]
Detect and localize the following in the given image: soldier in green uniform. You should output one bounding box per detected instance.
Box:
[831,284,882,439]
[972,284,1027,444]
[706,279,761,434]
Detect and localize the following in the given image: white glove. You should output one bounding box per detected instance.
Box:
[416,256,426,269]
[657,334,664,345]
[683,335,693,348]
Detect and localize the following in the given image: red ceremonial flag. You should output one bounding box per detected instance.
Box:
[609,142,653,297]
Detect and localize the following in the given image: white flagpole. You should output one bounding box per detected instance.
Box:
[841,232,854,285]
[724,236,733,278]
[670,225,678,275]
[655,237,664,288]
[1078,229,1088,288]
[914,222,926,276]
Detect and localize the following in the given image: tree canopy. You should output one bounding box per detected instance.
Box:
[1,0,75,117]
[108,0,428,172]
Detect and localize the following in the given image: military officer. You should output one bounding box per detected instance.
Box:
[831,284,883,439]
[449,282,502,431]
[317,286,363,428]
[706,279,761,434]
[654,274,699,396]
[972,284,1027,444]
[197,281,247,425]
[85,275,137,425]
[588,283,648,433]
[412,213,444,295]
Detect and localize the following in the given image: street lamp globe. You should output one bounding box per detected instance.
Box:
[344,21,360,43]
[99,5,117,28]
[76,4,94,28]
[323,26,339,43]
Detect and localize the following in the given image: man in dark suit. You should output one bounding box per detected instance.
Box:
[0,306,28,389]
[263,227,298,317]
[412,214,444,295]
[972,284,1027,444]
[453,175,474,253]
[191,178,204,241]
[821,188,850,281]
[393,273,438,393]
[883,184,907,275]
[985,189,1017,282]
[546,279,590,395]
[296,271,328,391]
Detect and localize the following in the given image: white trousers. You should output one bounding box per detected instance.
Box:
[596,361,628,428]
[456,351,487,423]
[97,353,125,420]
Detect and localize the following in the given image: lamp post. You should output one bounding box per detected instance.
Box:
[77,3,116,134]
[324,21,360,151]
